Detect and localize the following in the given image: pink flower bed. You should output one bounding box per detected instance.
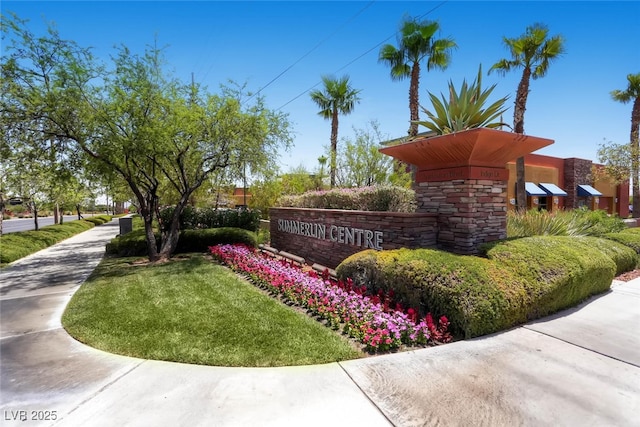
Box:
[210,244,451,352]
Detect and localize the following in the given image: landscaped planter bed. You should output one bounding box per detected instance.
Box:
[210,244,452,353]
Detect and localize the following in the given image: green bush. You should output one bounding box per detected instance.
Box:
[158,207,261,232]
[278,186,416,212]
[560,236,637,275]
[575,208,627,235]
[256,228,270,246]
[1,220,96,266]
[603,230,640,256]
[338,236,618,339]
[507,208,626,238]
[106,227,256,257]
[82,215,113,225]
[105,229,158,257]
[337,248,532,338]
[484,236,615,318]
[176,228,256,253]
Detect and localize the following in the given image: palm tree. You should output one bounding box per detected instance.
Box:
[489,23,565,211]
[379,17,456,138]
[316,155,327,190]
[611,73,640,218]
[310,75,361,188]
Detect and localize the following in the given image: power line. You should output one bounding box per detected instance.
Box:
[276,1,449,111]
[244,1,376,104]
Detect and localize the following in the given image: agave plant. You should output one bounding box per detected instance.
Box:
[415,65,510,134]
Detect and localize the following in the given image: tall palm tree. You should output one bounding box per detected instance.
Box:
[379,17,456,138]
[489,23,565,211]
[310,75,361,188]
[611,73,640,218]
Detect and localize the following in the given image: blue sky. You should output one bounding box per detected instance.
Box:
[3,1,639,176]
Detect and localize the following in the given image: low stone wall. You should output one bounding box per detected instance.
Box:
[269,207,437,269]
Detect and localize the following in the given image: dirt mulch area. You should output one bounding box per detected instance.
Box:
[615,269,640,282]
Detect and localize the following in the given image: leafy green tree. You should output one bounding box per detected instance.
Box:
[379,17,456,138]
[1,16,291,261]
[280,165,317,195]
[0,15,84,227]
[249,165,316,218]
[1,126,58,230]
[610,73,640,217]
[310,75,361,188]
[71,183,95,219]
[489,23,565,211]
[597,140,634,183]
[249,180,281,219]
[334,121,394,187]
[3,149,49,229]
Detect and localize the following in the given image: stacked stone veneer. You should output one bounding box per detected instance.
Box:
[414,179,508,254]
[269,207,437,269]
[564,158,593,208]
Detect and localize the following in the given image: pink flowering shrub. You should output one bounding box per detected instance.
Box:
[277,186,416,213]
[210,244,451,352]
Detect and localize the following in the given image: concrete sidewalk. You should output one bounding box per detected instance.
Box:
[1,220,639,426]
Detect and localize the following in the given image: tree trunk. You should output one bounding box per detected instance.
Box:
[408,62,421,137]
[515,156,526,211]
[159,223,181,261]
[54,202,60,224]
[514,68,531,212]
[330,107,339,188]
[158,195,192,261]
[0,197,4,236]
[32,202,39,231]
[631,97,640,218]
[142,207,160,261]
[135,191,160,262]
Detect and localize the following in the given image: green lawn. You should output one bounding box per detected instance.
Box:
[62,254,363,367]
[0,215,113,267]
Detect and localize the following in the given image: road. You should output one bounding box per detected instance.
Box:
[2,215,85,234]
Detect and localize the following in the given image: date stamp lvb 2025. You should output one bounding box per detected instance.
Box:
[3,410,58,423]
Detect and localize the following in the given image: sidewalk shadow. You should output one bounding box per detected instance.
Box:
[0,225,121,296]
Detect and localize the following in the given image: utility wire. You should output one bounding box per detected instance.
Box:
[244,1,376,104]
[276,0,449,111]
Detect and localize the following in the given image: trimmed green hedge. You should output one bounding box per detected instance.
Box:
[603,229,640,256]
[0,218,113,266]
[175,228,256,253]
[484,237,616,317]
[82,215,113,226]
[106,227,256,257]
[338,236,621,339]
[278,186,416,212]
[568,236,638,274]
[158,206,261,232]
[105,229,155,257]
[337,248,531,338]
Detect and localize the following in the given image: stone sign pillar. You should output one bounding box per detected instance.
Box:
[414,168,509,254]
[380,128,553,254]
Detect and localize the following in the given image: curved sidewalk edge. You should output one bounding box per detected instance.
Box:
[1,221,638,426]
[341,279,640,426]
[0,221,390,427]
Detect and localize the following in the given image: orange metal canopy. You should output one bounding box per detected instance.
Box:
[379,128,554,169]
